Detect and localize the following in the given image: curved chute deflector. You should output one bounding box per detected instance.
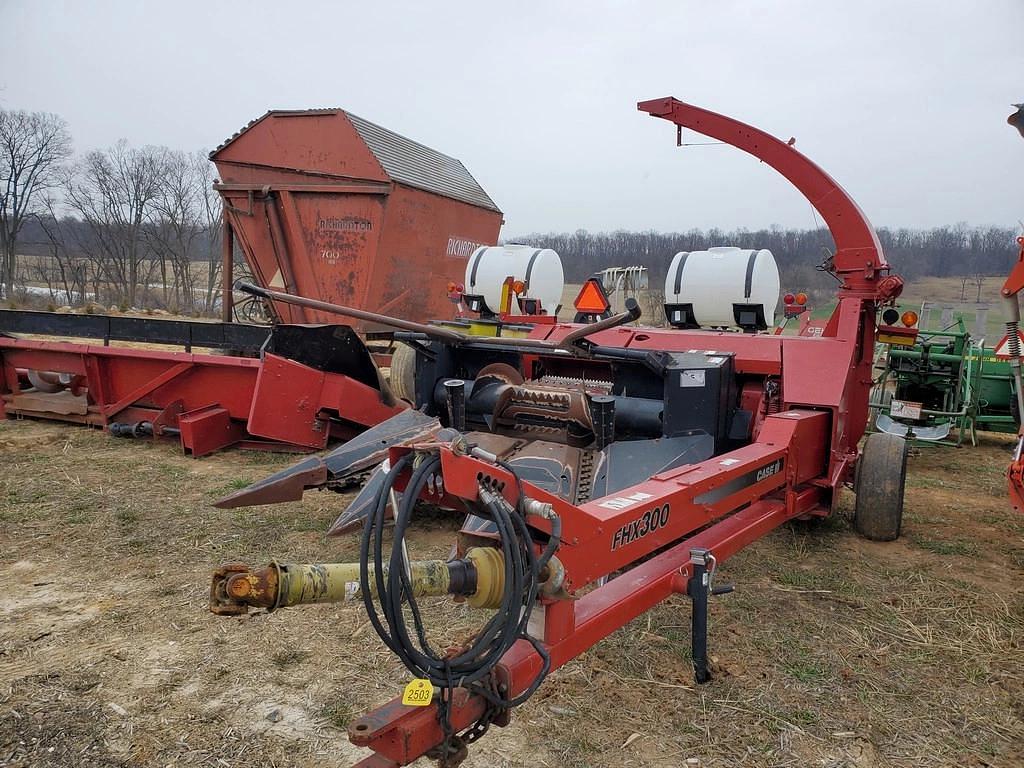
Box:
[638,97,901,302]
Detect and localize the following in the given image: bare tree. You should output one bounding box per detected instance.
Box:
[148,150,204,310]
[143,151,224,313]
[36,195,90,305]
[194,153,223,314]
[0,109,73,299]
[973,273,986,302]
[63,141,166,307]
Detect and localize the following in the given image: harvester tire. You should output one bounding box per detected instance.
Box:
[389,343,417,404]
[853,432,908,541]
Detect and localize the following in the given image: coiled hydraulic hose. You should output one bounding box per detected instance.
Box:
[358,451,560,747]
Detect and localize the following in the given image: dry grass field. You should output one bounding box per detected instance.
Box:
[1,417,1022,768]
[1,274,1023,768]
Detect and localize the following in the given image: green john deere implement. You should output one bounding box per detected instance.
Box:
[871,314,1018,446]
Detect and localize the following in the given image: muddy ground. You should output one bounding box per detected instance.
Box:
[1,419,1022,768]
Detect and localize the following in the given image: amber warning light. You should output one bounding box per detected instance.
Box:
[782,290,809,319]
[877,307,919,347]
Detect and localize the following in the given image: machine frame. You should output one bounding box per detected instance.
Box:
[211,97,906,768]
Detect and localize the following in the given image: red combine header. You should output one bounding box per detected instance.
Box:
[0,109,502,455]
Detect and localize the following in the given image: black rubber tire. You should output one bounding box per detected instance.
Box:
[389,343,417,404]
[853,432,908,541]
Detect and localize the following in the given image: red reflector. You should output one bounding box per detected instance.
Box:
[573,279,610,314]
[783,292,795,305]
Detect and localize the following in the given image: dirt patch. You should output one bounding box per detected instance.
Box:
[1,419,1022,767]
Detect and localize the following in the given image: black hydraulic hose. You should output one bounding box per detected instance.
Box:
[360,453,412,651]
[358,452,559,710]
[390,456,513,682]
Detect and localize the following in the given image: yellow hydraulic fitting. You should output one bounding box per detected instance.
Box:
[465,546,505,609]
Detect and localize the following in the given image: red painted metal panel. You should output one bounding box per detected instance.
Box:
[178,405,247,456]
[283,190,388,318]
[373,184,503,326]
[756,409,830,484]
[246,354,330,450]
[213,110,503,327]
[534,323,787,376]
[213,112,388,183]
[316,369,406,428]
[0,339,261,420]
[781,337,852,408]
[0,337,403,454]
[223,190,390,325]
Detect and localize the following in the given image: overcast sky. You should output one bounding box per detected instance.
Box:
[2,1,1021,237]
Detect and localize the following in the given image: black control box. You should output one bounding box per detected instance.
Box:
[661,351,735,449]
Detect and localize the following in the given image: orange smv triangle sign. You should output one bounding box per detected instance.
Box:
[573,279,609,314]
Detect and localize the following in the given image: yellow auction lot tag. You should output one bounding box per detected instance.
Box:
[402,678,434,706]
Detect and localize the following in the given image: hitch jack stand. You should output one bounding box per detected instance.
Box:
[686,547,734,684]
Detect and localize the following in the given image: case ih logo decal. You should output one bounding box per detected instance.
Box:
[756,458,783,482]
[693,458,786,505]
[611,504,671,550]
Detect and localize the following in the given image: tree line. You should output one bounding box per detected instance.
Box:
[1,109,222,313]
[2,108,1020,316]
[510,225,1021,298]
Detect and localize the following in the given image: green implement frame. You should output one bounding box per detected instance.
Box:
[870,315,1018,446]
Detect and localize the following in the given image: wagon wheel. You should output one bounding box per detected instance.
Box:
[230,263,273,324]
[853,432,908,541]
[389,342,418,404]
[234,294,272,325]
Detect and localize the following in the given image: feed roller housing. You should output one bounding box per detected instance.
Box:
[211,109,504,327]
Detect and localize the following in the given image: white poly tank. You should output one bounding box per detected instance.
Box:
[465,245,565,315]
[663,247,780,329]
